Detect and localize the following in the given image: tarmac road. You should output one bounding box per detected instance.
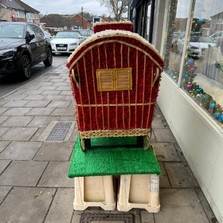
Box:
[0,55,68,98]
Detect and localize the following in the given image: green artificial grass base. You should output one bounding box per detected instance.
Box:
[68,136,161,178]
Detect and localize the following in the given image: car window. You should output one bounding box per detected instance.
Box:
[27,24,44,38]
[55,32,80,38]
[0,23,25,38]
[214,32,223,38]
[27,25,35,36]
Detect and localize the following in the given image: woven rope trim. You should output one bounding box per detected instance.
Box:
[79,129,151,138]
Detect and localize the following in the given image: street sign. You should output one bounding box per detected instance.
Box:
[93,17,100,24]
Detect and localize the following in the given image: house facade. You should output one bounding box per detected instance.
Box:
[71,14,92,29]
[210,11,223,34]
[0,0,40,23]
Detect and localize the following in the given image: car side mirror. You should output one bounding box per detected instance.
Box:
[26,31,35,42]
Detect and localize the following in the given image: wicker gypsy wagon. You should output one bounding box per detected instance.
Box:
[66,22,164,151]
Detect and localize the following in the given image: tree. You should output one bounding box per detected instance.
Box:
[98,0,129,21]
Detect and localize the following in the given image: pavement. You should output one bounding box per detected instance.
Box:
[0,62,218,223]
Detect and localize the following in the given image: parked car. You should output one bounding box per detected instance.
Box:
[177,34,216,58]
[44,31,52,40]
[210,31,223,43]
[0,22,53,80]
[210,31,223,54]
[75,29,93,40]
[50,31,84,54]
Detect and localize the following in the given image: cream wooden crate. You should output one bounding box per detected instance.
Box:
[74,175,116,210]
[117,174,160,213]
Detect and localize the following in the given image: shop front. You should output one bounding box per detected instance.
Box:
[130,0,223,222]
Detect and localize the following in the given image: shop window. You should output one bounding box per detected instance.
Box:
[163,0,223,128]
[163,0,191,83]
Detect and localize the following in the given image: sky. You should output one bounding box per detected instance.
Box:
[22,0,111,16]
[176,0,223,18]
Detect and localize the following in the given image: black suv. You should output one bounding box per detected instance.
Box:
[0,22,53,80]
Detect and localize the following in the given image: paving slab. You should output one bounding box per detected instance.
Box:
[23,94,46,100]
[152,115,169,128]
[59,90,73,95]
[0,100,7,106]
[155,189,209,223]
[165,162,199,188]
[0,141,42,160]
[1,127,38,141]
[4,93,26,100]
[66,95,74,101]
[54,83,71,88]
[159,162,171,188]
[24,100,51,107]
[153,128,176,142]
[44,95,68,100]
[47,100,71,108]
[2,107,31,116]
[44,188,74,223]
[27,116,56,127]
[0,160,11,174]
[0,107,8,115]
[30,127,46,141]
[141,210,154,223]
[0,186,11,204]
[51,107,75,116]
[60,116,77,122]
[1,116,34,127]
[41,90,61,95]
[71,211,82,223]
[174,142,187,162]
[39,86,57,91]
[0,127,9,137]
[38,161,74,187]
[22,89,44,95]
[0,160,48,186]
[0,187,56,223]
[34,142,73,161]
[3,100,28,107]
[0,141,10,153]
[28,107,55,116]
[195,188,218,223]
[152,143,181,161]
[0,116,8,125]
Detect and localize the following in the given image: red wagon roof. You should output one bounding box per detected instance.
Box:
[66,30,164,71]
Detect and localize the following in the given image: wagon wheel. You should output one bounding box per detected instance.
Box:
[80,138,91,152]
[136,136,151,149]
[143,135,152,150]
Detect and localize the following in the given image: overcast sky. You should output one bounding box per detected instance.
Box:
[22,0,110,16]
[176,0,223,18]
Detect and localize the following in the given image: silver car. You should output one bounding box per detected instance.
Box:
[50,31,84,54]
[177,34,216,58]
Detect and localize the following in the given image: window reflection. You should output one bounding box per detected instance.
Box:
[183,0,223,126]
[164,0,190,82]
[164,0,223,127]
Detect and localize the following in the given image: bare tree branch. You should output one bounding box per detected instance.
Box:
[98,0,129,21]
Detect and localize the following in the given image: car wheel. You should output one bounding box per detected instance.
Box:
[19,54,31,80]
[43,48,53,66]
